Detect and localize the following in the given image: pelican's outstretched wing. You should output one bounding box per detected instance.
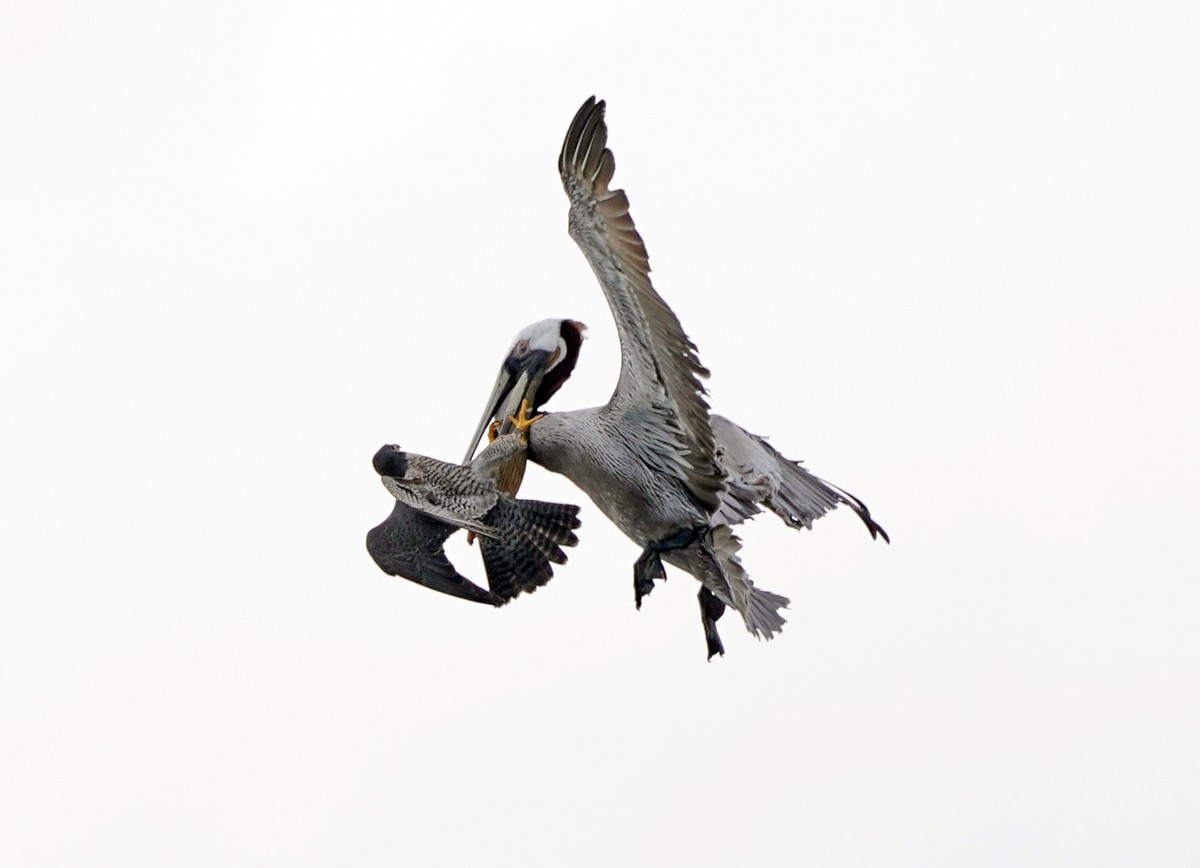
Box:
[711,414,890,542]
[559,97,724,513]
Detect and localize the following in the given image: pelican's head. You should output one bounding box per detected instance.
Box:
[372,444,408,480]
[463,318,586,462]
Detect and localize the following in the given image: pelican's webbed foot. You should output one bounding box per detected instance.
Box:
[506,398,544,443]
[698,586,726,660]
[633,549,666,608]
[632,526,703,609]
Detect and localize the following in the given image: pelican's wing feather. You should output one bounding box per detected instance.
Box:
[559,97,723,513]
[711,414,890,542]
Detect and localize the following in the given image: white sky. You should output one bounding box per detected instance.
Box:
[2,2,1198,865]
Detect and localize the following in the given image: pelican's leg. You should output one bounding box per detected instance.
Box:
[698,586,726,660]
[632,526,703,609]
[632,549,666,607]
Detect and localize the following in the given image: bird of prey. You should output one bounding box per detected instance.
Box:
[367,431,581,606]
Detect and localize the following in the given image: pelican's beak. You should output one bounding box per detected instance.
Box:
[462,350,551,463]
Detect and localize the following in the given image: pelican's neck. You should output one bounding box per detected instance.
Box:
[526,407,599,476]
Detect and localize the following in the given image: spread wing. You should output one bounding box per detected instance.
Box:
[559,97,723,513]
[711,414,889,542]
[366,501,503,606]
[381,455,501,538]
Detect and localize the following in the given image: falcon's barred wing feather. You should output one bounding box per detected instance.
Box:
[711,414,890,542]
[559,97,723,513]
[380,456,501,538]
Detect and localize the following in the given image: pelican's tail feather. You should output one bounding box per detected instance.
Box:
[711,525,790,638]
[741,584,790,639]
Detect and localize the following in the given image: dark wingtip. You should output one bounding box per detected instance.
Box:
[836,486,890,544]
[559,96,606,175]
[861,510,890,544]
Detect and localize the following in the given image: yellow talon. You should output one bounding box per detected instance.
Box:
[506,398,544,438]
[486,420,500,443]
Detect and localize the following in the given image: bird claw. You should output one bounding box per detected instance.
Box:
[506,398,544,440]
[486,420,500,443]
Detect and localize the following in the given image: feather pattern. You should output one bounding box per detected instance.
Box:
[710,415,890,542]
[663,525,790,639]
[559,97,724,513]
[479,499,581,600]
[380,460,499,538]
[471,99,887,653]
[367,434,582,604]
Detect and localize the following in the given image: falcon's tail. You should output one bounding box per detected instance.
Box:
[478,499,581,602]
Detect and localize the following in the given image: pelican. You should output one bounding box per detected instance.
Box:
[464,98,888,657]
[368,432,581,606]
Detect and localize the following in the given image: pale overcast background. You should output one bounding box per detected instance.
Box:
[2,2,1197,866]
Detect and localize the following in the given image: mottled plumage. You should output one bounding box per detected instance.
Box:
[367,433,581,606]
